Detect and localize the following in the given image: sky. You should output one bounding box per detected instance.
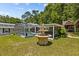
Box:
[0,3,47,19]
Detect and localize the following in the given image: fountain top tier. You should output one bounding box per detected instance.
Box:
[39,24,48,32]
[38,24,48,36]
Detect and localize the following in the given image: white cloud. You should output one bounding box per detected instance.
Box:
[27,9,32,12]
[43,3,48,7]
[25,3,30,6]
[27,8,39,12]
[38,3,41,5]
[0,10,10,16]
[14,3,30,6]
[14,3,20,5]
[18,8,24,11]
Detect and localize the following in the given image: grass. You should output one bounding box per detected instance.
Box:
[0,35,79,56]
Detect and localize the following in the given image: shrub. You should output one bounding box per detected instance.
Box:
[58,27,67,38]
[12,32,16,35]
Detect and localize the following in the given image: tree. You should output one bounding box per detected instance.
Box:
[74,4,79,20]
[21,11,31,23]
[21,3,79,24]
[22,11,31,19]
[43,3,78,24]
[32,10,39,24]
[44,3,62,24]
[0,15,21,24]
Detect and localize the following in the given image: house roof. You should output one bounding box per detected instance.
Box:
[27,23,39,26]
[0,22,15,28]
[44,23,63,27]
[75,19,79,25]
[0,22,15,25]
[15,23,40,28]
[62,20,74,25]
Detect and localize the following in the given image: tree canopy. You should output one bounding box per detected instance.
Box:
[0,15,22,24]
[21,3,79,24]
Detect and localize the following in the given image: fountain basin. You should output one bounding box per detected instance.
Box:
[35,35,49,45]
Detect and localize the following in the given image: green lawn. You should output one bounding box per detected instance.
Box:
[0,35,79,56]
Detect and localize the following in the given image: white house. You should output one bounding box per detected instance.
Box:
[0,23,15,34]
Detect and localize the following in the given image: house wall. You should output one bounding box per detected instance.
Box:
[0,28,3,34]
[0,28,14,34]
[9,28,14,34]
[65,25,74,32]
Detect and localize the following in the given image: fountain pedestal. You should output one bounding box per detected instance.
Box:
[36,35,48,45]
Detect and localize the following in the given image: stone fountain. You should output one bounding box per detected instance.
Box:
[35,24,49,45]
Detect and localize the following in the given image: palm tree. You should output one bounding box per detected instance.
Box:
[21,11,31,22]
[32,10,39,24]
[21,11,31,37]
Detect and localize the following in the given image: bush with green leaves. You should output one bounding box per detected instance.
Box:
[57,27,67,38]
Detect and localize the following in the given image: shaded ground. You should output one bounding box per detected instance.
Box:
[0,35,79,56]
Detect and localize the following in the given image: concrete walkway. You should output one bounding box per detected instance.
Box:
[67,34,79,39]
[48,38,54,41]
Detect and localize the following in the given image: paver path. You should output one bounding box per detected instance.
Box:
[67,33,79,39]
